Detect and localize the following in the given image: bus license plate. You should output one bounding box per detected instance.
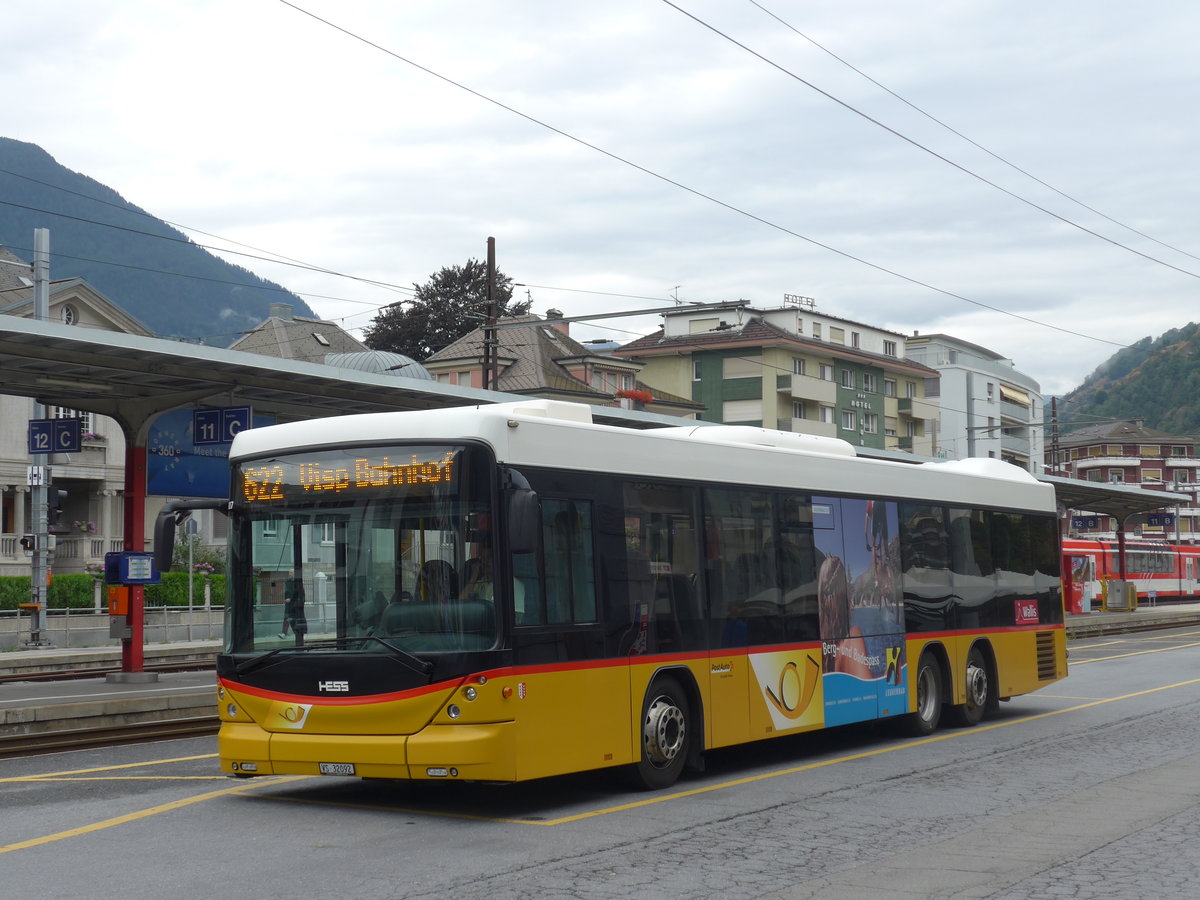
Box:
[319,762,356,776]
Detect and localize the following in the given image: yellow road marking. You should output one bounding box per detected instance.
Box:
[1069,640,1200,664]
[0,776,309,854]
[0,753,217,784]
[6,677,1200,841]
[10,776,229,783]
[251,676,1200,826]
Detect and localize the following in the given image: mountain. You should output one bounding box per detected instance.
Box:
[0,137,314,344]
[1056,322,1200,435]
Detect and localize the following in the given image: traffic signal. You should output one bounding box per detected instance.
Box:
[50,489,67,525]
[19,534,34,553]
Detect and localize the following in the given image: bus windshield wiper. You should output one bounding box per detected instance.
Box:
[360,635,436,680]
[232,638,351,676]
[233,636,433,680]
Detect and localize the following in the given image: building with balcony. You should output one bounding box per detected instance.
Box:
[1047,418,1199,540]
[613,299,939,453]
[0,246,148,576]
[905,332,1044,473]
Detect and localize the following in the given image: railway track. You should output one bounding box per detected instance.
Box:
[0,659,214,685]
[0,714,219,759]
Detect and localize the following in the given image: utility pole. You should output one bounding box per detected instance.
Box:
[1051,397,1061,476]
[482,237,497,390]
[29,228,52,646]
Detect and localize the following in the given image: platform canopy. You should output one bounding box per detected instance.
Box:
[0,316,678,436]
[1039,473,1189,522]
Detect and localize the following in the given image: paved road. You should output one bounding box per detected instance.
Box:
[2,627,1199,899]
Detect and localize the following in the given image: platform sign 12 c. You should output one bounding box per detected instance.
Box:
[28,417,81,455]
[193,406,253,446]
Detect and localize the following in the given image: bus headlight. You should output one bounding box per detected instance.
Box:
[463,686,477,701]
[447,704,461,719]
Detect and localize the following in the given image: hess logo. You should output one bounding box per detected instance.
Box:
[318,680,350,693]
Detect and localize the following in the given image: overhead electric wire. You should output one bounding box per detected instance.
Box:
[747,0,1200,268]
[0,197,416,297]
[276,0,1131,351]
[0,240,407,310]
[661,0,1200,282]
[0,165,415,301]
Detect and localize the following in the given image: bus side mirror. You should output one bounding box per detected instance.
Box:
[153,507,178,575]
[153,499,229,574]
[508,489,540,554]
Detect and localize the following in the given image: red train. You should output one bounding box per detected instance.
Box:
[1062,538,1200,611]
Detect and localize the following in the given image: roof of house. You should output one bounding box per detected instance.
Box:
[0,246,155,337]
[426,315,701,410]
[1058,418,1187,447]
[229,303,367,364]
[614,316,940,377]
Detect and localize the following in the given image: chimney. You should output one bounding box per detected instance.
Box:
[269,303,294,321]
[546,308,569,336]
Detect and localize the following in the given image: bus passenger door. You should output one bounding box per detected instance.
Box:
[704,488,825,747]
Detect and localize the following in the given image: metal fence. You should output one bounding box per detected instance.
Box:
[0,605,225,651]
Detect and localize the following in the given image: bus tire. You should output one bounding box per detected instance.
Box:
[904,651,943,736]
[948,644,990,727]
[632,675,690,790]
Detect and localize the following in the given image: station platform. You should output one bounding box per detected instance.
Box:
[0,641,220,748]
[2,604,1198,750]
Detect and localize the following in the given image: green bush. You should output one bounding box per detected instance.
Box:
[144,572,225,607]
[0,576,31,612]
[0,573,224,610]
[0,573,95,610]
[49,573,97,609]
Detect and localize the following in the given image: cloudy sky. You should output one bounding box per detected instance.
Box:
[4,0,1199,394]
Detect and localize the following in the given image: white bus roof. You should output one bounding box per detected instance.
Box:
[230,399,1055,513]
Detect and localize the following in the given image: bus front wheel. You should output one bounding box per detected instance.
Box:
[948,644,991,727]
[632,676,690,790]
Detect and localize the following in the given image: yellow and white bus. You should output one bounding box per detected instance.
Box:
[208,399,1065,789]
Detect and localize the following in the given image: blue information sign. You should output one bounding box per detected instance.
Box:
[104,551,160,585]
[148,407,273,498]
[27,418,81,454]
[193,406,253,445]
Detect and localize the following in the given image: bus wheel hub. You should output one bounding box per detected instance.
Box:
[965,663,987,707]
[644,696,685,765]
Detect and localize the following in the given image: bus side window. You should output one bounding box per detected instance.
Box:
[542,499,597,625]
[511,548,539,624]
[899,502,952,633]
[626,482,704,652]
[704,487,781,648]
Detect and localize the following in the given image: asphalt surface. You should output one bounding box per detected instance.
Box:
[2,603,1198,741]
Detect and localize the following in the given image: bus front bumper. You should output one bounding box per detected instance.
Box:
[219,720,517,782]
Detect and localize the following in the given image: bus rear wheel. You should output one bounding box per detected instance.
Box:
[632,676,690,790]
[948,644,991,727]
[904,651,943,736]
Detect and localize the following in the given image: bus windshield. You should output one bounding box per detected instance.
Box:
[225,443,499,655]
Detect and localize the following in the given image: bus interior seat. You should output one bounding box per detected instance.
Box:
[378,598,496,649]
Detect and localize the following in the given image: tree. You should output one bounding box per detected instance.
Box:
[363,258,531,360]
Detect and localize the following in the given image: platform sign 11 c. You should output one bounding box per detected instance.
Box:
[193,405,253,446]
[28,417,81,455]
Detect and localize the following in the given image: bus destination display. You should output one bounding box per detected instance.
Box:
[240,448,459,504]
